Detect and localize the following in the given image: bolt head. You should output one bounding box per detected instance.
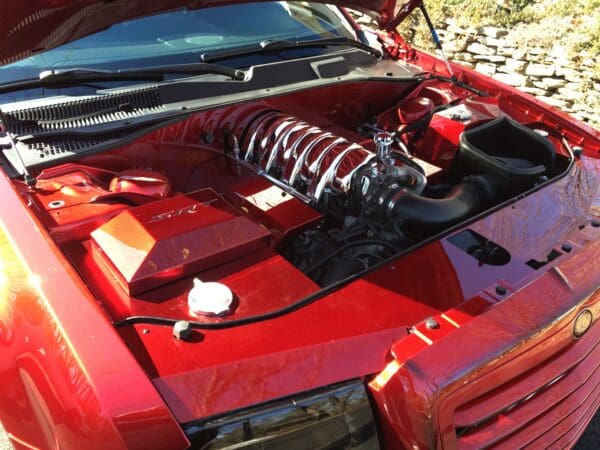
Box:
[573,310,593,339]
[496,285,508,296]
[425,318,440,330]
[173,321,193,341]
[203,132,214,144]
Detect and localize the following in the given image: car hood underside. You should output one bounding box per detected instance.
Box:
[0,0,421,66]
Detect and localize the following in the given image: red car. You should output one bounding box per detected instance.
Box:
[1,1,599,449]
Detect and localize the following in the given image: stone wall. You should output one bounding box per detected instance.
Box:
[436,19,599,128]
[351,10,600,129]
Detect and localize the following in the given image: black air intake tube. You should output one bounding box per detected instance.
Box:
[387,175,498,232]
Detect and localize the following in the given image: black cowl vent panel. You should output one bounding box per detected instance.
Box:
[1,87,165,172]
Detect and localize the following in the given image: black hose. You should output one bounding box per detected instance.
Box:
[389,175,497,232]
[423,183,452,198]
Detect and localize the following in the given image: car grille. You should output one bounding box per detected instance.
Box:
[454,316,600,449]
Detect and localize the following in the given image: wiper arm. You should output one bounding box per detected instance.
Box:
[201,37,382,63]
[40,63,246,83]
[0,63,246,94]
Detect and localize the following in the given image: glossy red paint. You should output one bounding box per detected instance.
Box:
[369,248,600,449]
[377,92,505,170]
[413,48,600,153]
[2,19,600,450]
[91,189,271,295]
[25,164,172,244]
[108,169,172,199]
[0,172,189,449]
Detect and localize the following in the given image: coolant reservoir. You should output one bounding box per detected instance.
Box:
[188,278,234,316]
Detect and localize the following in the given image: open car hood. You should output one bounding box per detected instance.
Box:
[0,0,422,66]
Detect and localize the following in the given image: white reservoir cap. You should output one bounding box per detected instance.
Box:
[188,278,233,316]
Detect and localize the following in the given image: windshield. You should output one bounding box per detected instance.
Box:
[0,2,355,101]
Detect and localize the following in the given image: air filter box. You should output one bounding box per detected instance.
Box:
[91,189,270,295]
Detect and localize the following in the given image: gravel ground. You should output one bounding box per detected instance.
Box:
[1,411,600,448]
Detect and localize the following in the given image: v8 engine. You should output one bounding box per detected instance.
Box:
[216,106,447,219]
[213,105,497,234]
[189,99,559,286]
[15,92,561,290]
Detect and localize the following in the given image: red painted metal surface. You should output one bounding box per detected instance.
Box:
[25,164,172,244]
[0,171,189,449]
[413,99,503,170]
[369,264,600,449]
[413,48,600,153]
[118,154,599,429]
[91,189,270,295]
[377,91,506,171]
[1,24,600,450]
[108,169,171,199]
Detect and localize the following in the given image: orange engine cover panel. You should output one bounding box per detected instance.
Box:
[91,189,271,295]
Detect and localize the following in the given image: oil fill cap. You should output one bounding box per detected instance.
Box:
[188,278,233,316]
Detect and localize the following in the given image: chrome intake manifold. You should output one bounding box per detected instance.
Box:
[220,107,376,204]
[201,104,425,209]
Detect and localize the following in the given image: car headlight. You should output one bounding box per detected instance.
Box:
[183,379,380,449]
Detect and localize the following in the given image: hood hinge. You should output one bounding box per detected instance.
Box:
[375,30,416,61]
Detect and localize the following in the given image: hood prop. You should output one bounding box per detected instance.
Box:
[419,2,456,82]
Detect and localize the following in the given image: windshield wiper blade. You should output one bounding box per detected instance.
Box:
[201,37,382,63]
[0,63,246,94]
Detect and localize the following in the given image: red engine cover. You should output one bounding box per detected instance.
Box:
[91,189,271,295]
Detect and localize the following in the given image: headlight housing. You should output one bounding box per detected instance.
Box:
[183,379,380,449]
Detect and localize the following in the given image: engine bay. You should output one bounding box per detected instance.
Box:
[7,79,571,325]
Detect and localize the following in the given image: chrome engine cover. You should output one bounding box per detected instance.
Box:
[220,106,376,204]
